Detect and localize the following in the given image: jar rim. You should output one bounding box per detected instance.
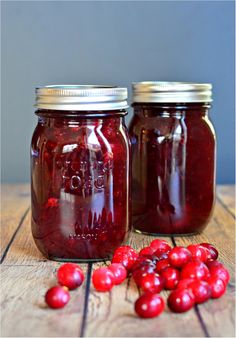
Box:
[35,85,128,111]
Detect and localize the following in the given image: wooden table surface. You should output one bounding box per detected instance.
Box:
[1,184,235,337]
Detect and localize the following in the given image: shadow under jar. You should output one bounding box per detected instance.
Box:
[31,85,131,261]
[129,82,216,235]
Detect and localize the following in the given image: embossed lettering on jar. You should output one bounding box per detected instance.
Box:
[31,85,130,261]
[129,82,216,235]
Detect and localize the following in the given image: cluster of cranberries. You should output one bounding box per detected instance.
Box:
[45,263,84,309]
[92,240,230,318]
[45,240,230,318]
[45,261,127,309]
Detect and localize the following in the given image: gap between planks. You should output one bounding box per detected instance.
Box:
[80,262,93,337]
[216,196,235,219]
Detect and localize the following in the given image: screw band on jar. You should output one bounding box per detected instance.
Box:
[35,85,128,111]
[132,81,212,103]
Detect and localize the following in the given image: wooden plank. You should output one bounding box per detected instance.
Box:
[1,184,235,337]
[83,233,205,337]
[1,189,88,337]
[1,184,30,260]
[1,264,87,337]
[217,185,235,217]
[174,198,235,337]
[2,210,48,266]
[0,184,90,337]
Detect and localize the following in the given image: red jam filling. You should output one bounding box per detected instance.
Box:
[31,112,130,260]
[129,103,216,235]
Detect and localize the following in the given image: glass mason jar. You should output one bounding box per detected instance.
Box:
[129,82,216,235]
[31,85,131,261]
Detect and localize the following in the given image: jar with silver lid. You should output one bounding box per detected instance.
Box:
[31,85,130,261]
[129,81,216,235]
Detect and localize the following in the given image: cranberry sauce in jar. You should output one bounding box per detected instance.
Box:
[31,85,131,261]
[129,82,216,235]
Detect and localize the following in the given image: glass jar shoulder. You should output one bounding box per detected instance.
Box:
[31,117,130,161]
[129,107,216,140]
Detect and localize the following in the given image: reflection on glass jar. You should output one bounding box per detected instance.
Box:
[129,82,216,235]
[31,85,130,261]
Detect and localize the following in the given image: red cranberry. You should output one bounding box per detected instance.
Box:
[47,197,59,207]
[206,260,223,269]
[57,263,84,290]
[112,246,138,270]
[139,246,155,257]
[188,280,212,304]
[92,267,115,292]
[140,273,164,293]
[152,250,169,262]
[150,239,172,254]
[161,267,180,290]
[113,245,135,254]
[135,293,165,318]
[177,278,195,290]
[181,259,210,281]
[132,270,147,286]
[208,265,230,285]
[187,244,208,262]
[45,286,70,309]
[131,257,156,273]
[108,263,127,285]
[155,259,170,273]
[168,289,195,313]
[200,243,218,261]
[208,277,226,298]
[168,247,192,268]
[132,269,155,286]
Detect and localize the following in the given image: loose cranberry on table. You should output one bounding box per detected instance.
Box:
[108,263,127,285]
[207,277,226,298]
[181,259,210,281]
[206,260,223,269]
[200,243,219,261]
[168,246,192,268]
[150,239,172,254]
[139,273,164,293]
[161,267,180,290]
[187,244,208,262]
[168,288,195,313]
[131,257,156,280]
[177,278,195,290]
[112,246,138,270]
[45,286,70,309]
[208,264,230,285]
[188,280,212,304]
[132,256,156,271]
[139,246,155,257]
[92,267,115,292]
[132,267,156,287]
[57,263,84,290]
[155,259,170,273]
[135,293,165,318]
[152,250,169,262]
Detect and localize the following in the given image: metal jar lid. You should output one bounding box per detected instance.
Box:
[132,82,212,103]
[35,85,128,111]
